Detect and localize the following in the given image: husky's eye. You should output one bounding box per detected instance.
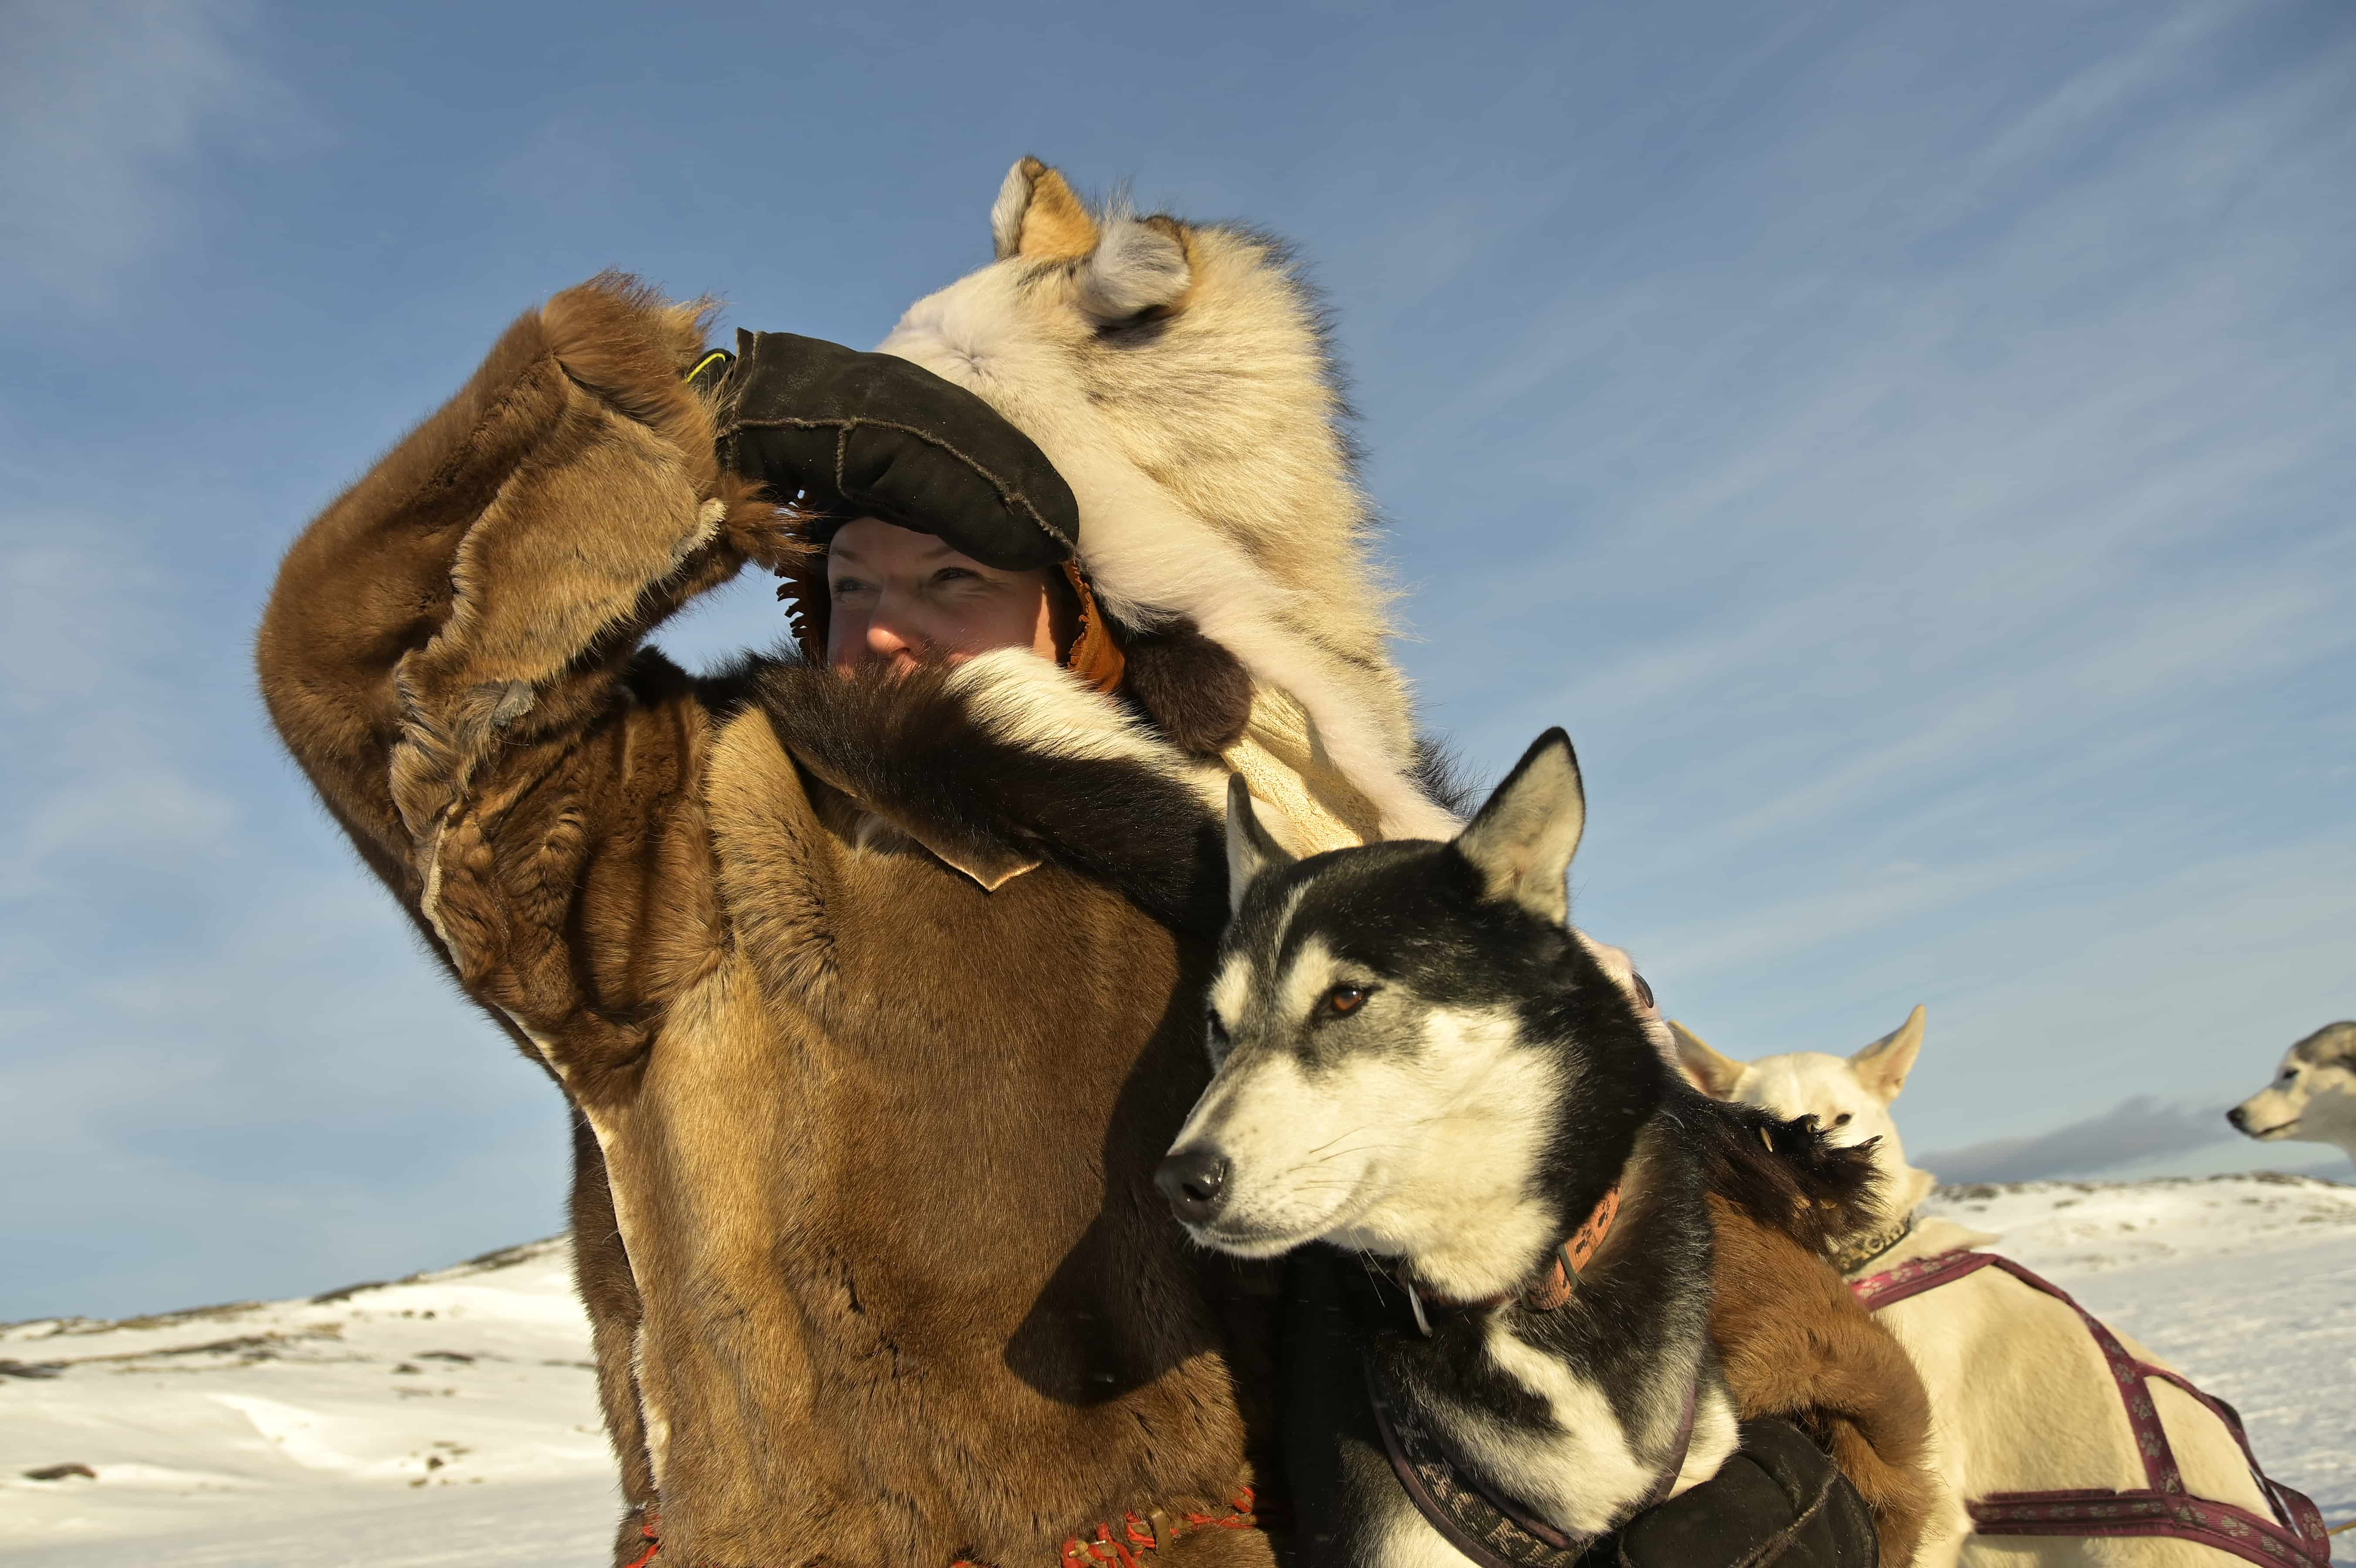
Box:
[1631,972,1655,1010]
[1325,984,1371,1017]
[1831,1113,1853,1128]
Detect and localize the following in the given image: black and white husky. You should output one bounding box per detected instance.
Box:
[1157,730,1750,1568]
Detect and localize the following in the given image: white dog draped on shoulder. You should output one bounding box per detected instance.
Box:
[1673,1010,2296,1568]
[879,157,1462,854]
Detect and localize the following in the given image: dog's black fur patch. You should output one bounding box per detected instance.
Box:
[1409,735,1478,819]
[1670,1098,1884,1257]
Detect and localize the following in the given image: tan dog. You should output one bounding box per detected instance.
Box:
[1675,1012,2291,1568]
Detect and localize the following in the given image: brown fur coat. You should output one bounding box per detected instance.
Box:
[258,276,1278,1568]
[1712,1200,1938,1566]
[1679,1099,1940,1565]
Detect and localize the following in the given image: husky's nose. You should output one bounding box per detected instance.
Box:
[1156,1147,1231,1224]
[2226,1105,2250,1132]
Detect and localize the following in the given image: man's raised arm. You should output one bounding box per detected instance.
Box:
[256,273,785,894]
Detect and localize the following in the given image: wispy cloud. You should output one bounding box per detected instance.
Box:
[0,516,566,1320]
[0,534,237,902]
[0,0,283,304]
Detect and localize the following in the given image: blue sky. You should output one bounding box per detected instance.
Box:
[3,0,2350,1321]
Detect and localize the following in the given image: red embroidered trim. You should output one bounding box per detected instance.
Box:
[1051,1489,1260,1568]
[1851,1250,2330,1568]
[621,1509,661,1568]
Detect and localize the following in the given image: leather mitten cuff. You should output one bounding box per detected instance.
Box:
[1605,1418,1879,1568]
[711,330,1079,570]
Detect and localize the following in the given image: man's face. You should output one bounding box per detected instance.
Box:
[823,517,1063,675]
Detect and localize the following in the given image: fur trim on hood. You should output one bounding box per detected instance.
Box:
[876,158,1459,842]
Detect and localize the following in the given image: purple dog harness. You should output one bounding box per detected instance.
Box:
[1357,1184,1699,1568]
[1364,1355,1697,1568]
[1852,1250,2331,1567]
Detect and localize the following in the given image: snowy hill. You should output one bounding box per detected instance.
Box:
[1,1240,616,1566]
[5,1175,2352,1566]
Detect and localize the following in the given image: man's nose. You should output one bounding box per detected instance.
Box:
[862,609,927,665]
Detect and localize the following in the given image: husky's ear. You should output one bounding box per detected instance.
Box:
[1669,1021,1748,1099]
[991,156,1100,262]
[1850,1004,1926,1105]
[2299,1020,2356,1071]
[1076,212,1192,321]
[1225,774,1295,913]
[1452,728,1584,923]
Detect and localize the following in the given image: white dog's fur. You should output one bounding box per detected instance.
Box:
[2229,1021,2356,1169]
[1674,1012,2283,1568]
[880,158,1458,843]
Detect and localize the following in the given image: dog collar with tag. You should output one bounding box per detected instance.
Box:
[1825,1209,1915,1277]
[1396,1183,1622,1336]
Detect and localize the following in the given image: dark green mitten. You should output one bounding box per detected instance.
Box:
[1605,1419,1879,1568]
[707,331,1078,570]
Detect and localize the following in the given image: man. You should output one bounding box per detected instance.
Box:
[257,163,1877,1567]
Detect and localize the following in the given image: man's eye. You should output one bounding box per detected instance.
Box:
[831,578,870,599]
[933,567,979,585]
[1325,985,1370,1016]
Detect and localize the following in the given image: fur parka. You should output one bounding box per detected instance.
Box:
[257,274,1291,1568]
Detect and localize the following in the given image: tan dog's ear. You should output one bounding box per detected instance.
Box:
[1850,1005,1926,1105]
[1669,1021,1747,1099]
[990,157,1100,262]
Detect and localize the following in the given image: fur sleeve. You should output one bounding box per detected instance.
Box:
[255,273,788,884]
[255,277,789,1091]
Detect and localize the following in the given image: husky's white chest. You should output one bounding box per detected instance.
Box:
[1359,1324,1742,1568]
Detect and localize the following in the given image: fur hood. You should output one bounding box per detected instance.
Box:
[876,158,1459,843]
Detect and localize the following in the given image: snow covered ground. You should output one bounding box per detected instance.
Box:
[1,1241,618,1565]
[5,1174,2351,1566]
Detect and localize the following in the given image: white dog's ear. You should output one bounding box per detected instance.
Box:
[1453,728,1585,924]
[1076,212,1192,320]
[1669,1021,1747,1099]
[991,156,1100,262]
[1851,1004,1927,1105]
[1225,775,1295,913]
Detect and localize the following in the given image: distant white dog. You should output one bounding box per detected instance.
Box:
[1673,1009,2295,1568]
[2228,1021,2356,1170]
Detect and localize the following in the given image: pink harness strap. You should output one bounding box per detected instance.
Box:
[1851,1250,2331,1568]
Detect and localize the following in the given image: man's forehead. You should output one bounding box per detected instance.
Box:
[828,522,959,563]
